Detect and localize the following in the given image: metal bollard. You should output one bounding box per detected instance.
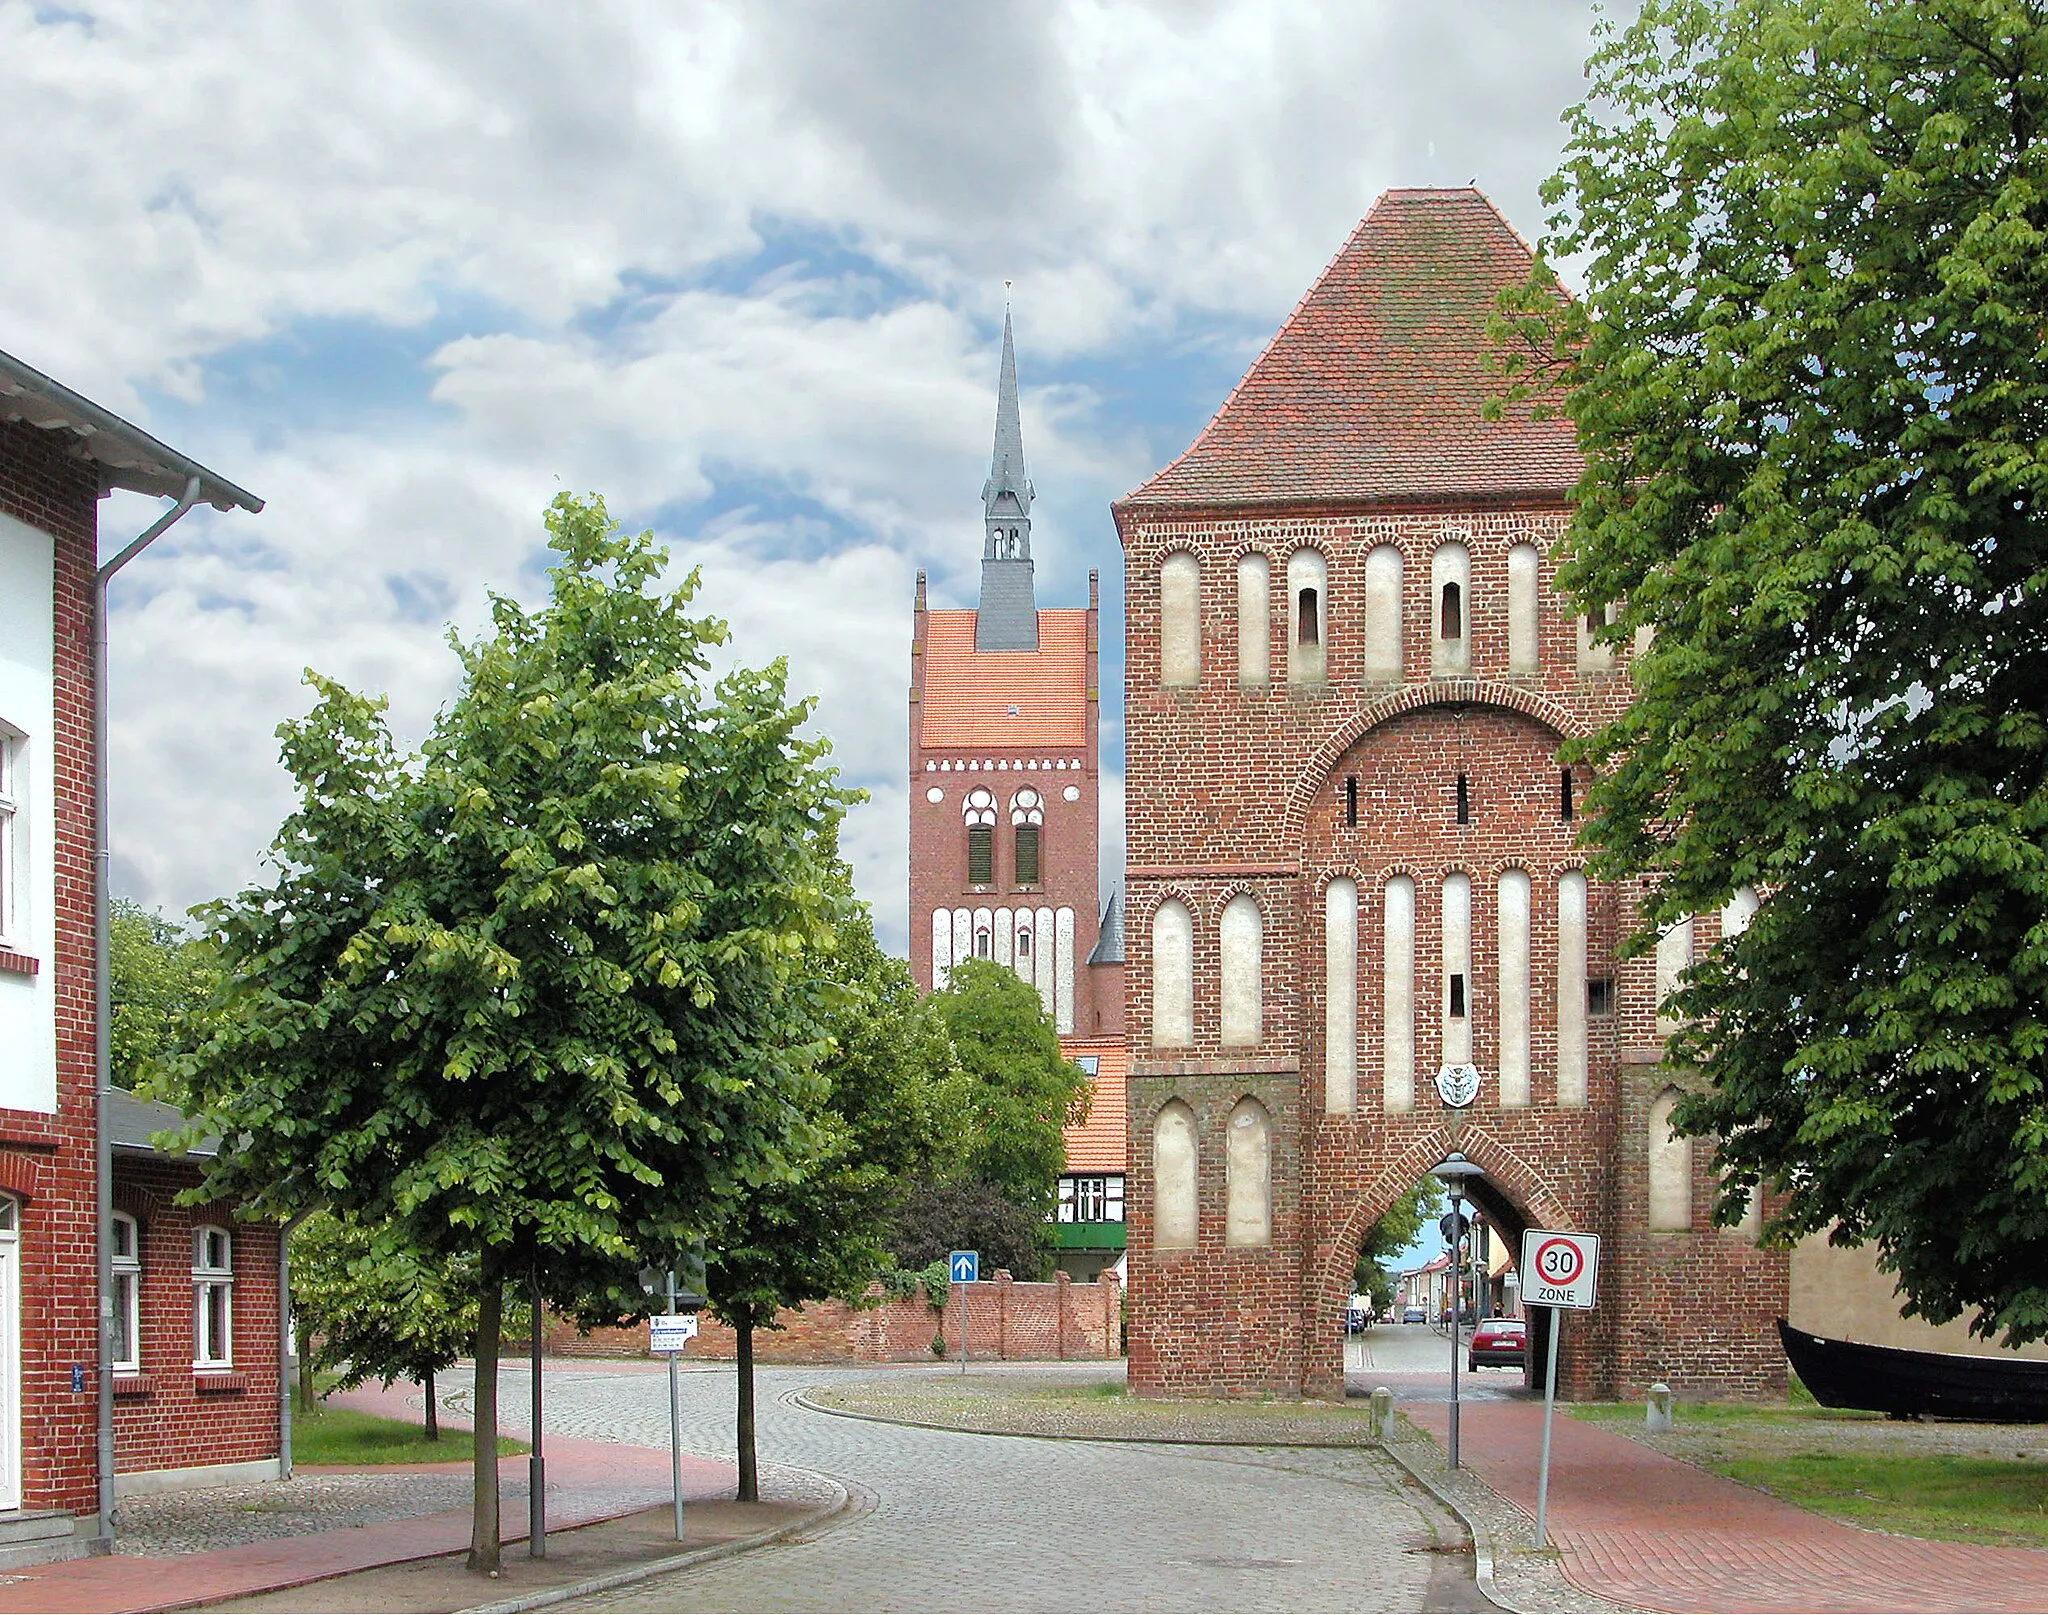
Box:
[1646,1381,1674,1432]
[1370,1385,1396,1444]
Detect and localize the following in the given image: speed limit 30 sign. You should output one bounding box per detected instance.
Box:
[1519,1229,1601,1310]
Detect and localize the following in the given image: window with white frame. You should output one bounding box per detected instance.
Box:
[111,1213,141,1373]
[192,1225,233,1368]
[1057,1174,1125,1224]
[0,727,20,945]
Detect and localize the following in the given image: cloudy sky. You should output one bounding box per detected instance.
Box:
[5,0,1597,955]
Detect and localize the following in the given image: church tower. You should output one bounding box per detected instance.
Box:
[908,311,1129,1277]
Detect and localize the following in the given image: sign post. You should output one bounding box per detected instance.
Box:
[646,1282,703,1541]
[949,1250,978,1374]
[1519,1228,1601,1549]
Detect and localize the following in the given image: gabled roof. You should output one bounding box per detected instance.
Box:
[1059,1035,1127,1173]
[0,348,262,512]
[920,608,1087,749]
[1121,188,1580,510]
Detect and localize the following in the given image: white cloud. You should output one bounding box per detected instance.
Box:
[9,0,1597,954]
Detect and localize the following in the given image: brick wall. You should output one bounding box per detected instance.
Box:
[111,1159,282,1477]
[1115,500,1789,1401]
[544,1271,1123,1364]
[0,418,108,1511]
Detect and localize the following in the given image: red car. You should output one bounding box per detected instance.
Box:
[1467,1317,1528,1370]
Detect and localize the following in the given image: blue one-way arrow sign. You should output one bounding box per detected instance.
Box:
[949,1249,979,1284]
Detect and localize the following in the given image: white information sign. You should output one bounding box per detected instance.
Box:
[649,1313,700,1354]
[1519,1229,1601,1311]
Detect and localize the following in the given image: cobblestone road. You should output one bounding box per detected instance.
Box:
[444,1360,1448,1613]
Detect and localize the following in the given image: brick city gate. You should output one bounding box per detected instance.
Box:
[1113,188,1789,1403]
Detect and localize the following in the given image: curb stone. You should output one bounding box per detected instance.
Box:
[452,1474,852,1615]
[1377,1430,1513,1614]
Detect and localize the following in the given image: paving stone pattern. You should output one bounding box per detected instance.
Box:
[440,1361,1442,1613]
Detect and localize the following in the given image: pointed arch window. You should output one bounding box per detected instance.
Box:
[1011,788,1043,888]
[964,788,996,887]
[1225,1097,1272,1246]
[1153,1101,1198,1249]
[1288,549,1326,683]
[1160,552,1201,687]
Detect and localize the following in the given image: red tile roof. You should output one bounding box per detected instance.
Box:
[1060,1035,1127,1173]
[1122,188,1582,509]
[920,609,1088,749]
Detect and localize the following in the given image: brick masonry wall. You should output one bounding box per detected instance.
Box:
[111,1159,282,1476]
[544,1272,1123,1364]
[0,419,109,1512]
[907,577,1116,1037]
[1115,499,1789,1401]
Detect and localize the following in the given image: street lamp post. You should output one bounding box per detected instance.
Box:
[1431,1152,1482,1471]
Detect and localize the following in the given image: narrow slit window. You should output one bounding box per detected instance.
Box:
[1440,581,1463,639]
[1587,977,1614,1016]
[1455,773,1470,825]
[1017,928,1032,957]
[1449,973,1467,1018]
[1344,775,1358,828]
[1560,768,1574,821]
[974,929,991,958]
[1297,587,1321,646]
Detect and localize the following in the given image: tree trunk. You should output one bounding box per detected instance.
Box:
[425,1366,439,1441]
[468,1280,502,1574]
[736,1314,758,1504]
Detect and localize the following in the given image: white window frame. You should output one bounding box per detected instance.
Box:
[192,1225,233,1369]
[1058,1174,1126,1225]
[0,727,21,948]
[111,1212,141,1373]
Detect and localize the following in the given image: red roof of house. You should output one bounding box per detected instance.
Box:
[920,608,1088,749]
[1122,188,1581,509]
[1060,1035,1127,1173]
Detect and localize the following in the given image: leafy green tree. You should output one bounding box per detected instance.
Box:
[1500,0,2048,1344]
[929,959,1089,1211]
[291,1211,487,1438]
[885,1175,1052,1279]
[1354,1179,1446,1314]
[154,494,850,1570]
[108,898,217,1089]
[704,895,956,1501]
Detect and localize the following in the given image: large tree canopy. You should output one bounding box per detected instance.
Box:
[158,494,851,1565]
[108,898,216,1090]
[1505,0,2048,1343]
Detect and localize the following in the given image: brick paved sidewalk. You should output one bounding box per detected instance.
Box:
[1406,1398,2048,1613]
[0,1378,730,1614]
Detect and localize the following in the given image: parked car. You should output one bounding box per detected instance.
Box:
[1345,1306,1370,1334]
[1468,1317,1528,1370]
[1401,1305,1427,1324]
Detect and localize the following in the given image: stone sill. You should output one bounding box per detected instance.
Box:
[0,949,37,978]
[192,1372,247,1394]
[112,1375,154,1398]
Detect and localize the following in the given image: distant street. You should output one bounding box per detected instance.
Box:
[446,1356,1467,1614]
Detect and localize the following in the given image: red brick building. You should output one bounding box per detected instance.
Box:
[0,350,276,1564]
[1113,190,1789,1402]
[907,314,1127,1276]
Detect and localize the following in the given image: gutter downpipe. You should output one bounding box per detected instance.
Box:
[95,476,202,1549]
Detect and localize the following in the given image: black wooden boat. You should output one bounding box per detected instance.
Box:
[1777,1317,2048,1423]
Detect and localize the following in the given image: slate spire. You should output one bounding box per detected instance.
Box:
[976,304,1039,650]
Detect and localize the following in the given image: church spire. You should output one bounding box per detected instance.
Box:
[975,302,1039,650]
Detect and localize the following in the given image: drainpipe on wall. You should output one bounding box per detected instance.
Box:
[95,477,201,1549]
[277,1210,306,1482]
